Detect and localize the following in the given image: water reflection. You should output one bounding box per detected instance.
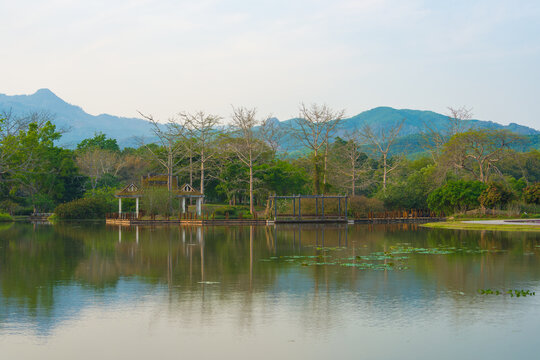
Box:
[0,223,539,357]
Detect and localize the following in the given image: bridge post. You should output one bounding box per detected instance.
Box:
[344,196,348,221]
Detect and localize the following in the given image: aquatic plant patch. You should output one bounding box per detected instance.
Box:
[478,289,535,297]
[259,244,492,272]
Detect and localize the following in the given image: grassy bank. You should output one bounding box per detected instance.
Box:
[0,213,14,222]
[421,221,540,232]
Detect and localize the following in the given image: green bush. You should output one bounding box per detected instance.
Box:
[0,213,14,222]
[142,187,177,216]
[427,180,487,214]
[0,200,18,215]
[478,182,513,209]
[213,205,250,218]
[54,197,110,219]
[523,183,540,205]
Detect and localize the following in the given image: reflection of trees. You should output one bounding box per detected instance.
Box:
[1,222,539,335]
[0,223,84,317]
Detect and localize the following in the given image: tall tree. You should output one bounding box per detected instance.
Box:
[441,129,523,183]
[137,112,185,192]
[76,148,122,192]
[228,106,272,214]
[330,134,369,196]
[0,111,57,179]
[77,132,120,152]
[361,120,404,192]
[422,106,473,164]
[294,103,344,194]
[178,111,222,194]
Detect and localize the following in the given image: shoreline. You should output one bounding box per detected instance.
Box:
[421,219,540,232]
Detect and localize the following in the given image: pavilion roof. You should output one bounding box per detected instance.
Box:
[115,182,203,198]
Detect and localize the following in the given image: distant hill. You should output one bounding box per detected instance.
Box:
[0,89,153,148]
[0,89,538,152]
[275,106,539,153]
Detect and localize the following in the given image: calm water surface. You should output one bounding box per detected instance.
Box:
[1,222,539,359]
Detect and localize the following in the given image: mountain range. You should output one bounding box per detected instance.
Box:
[0,89,152,148]
[0,89,538,151]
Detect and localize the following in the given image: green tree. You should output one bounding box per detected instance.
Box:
[441,129,523,183]
[427,180,486,214]
[77,132,120,152]
[523,183,540,204]
[478,182,513,209]
[258,160,309,196]
[383,163,437,210]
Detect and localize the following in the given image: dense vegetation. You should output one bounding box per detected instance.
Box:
[1,107,539,218]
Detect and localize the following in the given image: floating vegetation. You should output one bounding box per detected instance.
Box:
[478,289,535,297]
[340,262,408,271]
[314,246,347,251]
[389,246,488,255]
[260,244,492,272]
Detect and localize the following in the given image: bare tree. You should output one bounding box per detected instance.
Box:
[441,129,523,183]
[360,120,404,192]
[137,112,185,191]
[330,132,370,196]
[76,148,122,192]
[258,117,284,154]
[422,106,473,164]
[228,106,272,214]
[294,103,345,194]
[178,111,222,194]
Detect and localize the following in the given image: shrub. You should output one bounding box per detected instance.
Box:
[427,180,486,214]
[0,213,14,222]
[213,205,250,218]
[142,187,176,216]
[478,182,513,209]
[523,183,540,204]
[0,200,18,215]
[33,193,56,212]
[54,197,110,219]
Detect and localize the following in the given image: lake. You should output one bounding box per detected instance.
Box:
[1,222,539,359]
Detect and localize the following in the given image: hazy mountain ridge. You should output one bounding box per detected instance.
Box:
[0,89,537,150]
[273,106,538,153]
[0,89,152,148]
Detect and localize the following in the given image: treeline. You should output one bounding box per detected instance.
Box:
[0,105,539,217]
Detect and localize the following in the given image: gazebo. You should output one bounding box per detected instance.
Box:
[114,175,204,217]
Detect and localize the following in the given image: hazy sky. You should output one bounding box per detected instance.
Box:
[1,0,539,128]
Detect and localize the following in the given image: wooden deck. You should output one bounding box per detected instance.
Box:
[106,218,266,226]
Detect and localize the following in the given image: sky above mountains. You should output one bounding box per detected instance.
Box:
[1,0,539,128]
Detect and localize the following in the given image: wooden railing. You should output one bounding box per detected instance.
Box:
[363,209,444,220]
